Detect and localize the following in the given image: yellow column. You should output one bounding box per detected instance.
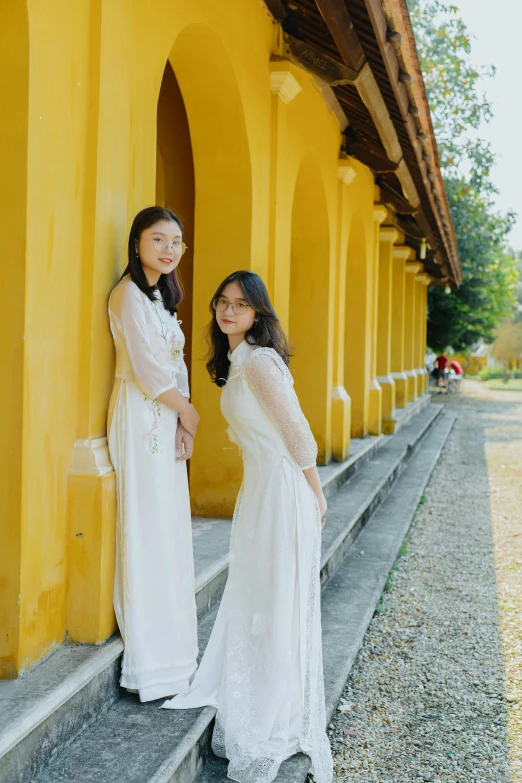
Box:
[331,159,356,461]
[390,246,413,408]
[416,274,431,393]
[376,226,400,433]
[368,205,387,435]
[423,280,431,394]
[413,277,422,398]
[404,261,422,403]
[344,218,372,439]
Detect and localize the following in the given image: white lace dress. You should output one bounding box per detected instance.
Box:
[163,340,333,783]
[107,275,198,702]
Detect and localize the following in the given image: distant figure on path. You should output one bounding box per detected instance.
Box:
[449,359,464,391]
[434,353,449,391]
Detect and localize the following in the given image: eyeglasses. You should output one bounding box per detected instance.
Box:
[212,297,252,315]
[151,238,187,256]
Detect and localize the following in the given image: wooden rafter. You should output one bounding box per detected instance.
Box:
[314,0,366,72]
[283,33,359,83]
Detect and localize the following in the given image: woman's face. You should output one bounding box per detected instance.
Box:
[137,219,183,283]
[215,281,256,337]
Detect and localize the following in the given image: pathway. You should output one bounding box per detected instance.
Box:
[330,381,522,782]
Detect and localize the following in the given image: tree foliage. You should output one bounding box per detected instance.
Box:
[408,0,518,353]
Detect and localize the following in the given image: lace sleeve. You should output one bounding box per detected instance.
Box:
[109,282,177,400]
[246,348,317,469]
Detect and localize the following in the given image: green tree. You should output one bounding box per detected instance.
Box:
[408,0,518,352]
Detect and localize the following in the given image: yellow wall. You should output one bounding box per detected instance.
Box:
[0,0,29,678]
[0,0,430,675]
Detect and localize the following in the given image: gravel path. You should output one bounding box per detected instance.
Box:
[330,382,522,782]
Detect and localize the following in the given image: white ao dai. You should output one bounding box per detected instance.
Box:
[107,275,198,702]
[163,340,333,783]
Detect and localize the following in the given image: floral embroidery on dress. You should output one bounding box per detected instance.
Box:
[151,300,184,362]
[143,395,161,454]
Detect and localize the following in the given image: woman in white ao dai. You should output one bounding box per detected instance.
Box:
[163,271,333,783]
[107,208,200,703]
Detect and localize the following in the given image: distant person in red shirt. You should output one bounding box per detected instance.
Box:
[450,359,463,375]
[449,359,464,391]
[434,354,449,391]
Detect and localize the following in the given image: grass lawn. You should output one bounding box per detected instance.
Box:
[485,379,522,391]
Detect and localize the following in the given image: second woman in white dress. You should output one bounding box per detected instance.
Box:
[163,271,333,783]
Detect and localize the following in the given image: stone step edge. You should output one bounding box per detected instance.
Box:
[323,410,456,723]
[319,394,431,501]
[319,402,442,585]
[0,638,123,761]
[1,402,441,781]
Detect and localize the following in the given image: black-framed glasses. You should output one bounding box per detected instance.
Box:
[212,297,252,315]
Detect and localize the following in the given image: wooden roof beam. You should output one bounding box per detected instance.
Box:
[283,33,359,84]
[362,0,459,282]
[312,0,420,211]
[314,0,366,72]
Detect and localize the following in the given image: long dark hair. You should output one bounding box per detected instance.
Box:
[206,270,291,386]
[120,206,184,315]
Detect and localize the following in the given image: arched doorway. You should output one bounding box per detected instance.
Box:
[156,61,195,383]
[162,24,253,517]
[289,154,331,462]
[344,218,372,438]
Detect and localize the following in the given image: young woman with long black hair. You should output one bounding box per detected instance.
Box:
[163,271,333,783]
[107,207,199,702]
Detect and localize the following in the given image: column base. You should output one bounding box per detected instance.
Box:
[368,378,383,436]
[377,375,396,417]
[331,386,351,462]
[378,376,397,434]
[67,438,117,644]
[391,372,409,409]
[414,368,424,398]
[405,369,417,403]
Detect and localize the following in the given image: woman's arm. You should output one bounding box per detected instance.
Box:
[246,349,327,525]
[111,284,199,435]
[157,389,199,436]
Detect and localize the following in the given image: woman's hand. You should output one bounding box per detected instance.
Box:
[179,401,200,437]
[303,465,327,528]
[175,424,194,461]
[318,492,327,528]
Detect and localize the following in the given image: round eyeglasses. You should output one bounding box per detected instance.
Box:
[212,297,251,315]
[152,237,187,256]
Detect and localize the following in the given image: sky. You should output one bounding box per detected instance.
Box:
[439,0,522,251]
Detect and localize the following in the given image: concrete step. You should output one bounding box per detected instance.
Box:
[19,401,444,783]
